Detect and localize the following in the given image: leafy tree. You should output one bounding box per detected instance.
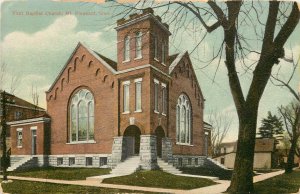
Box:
[258,111,284,140]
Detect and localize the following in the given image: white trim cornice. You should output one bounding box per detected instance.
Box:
[7,117,51,126]
[6,103,45,112]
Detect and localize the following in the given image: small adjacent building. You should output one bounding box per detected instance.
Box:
[0,91,45,154]
[214,139,275,169]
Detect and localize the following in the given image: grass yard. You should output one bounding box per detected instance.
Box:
[254,169,300,194]
[8,167,110,180]
[180,167,233,180]
[1,179,156,194]
[102,170,216,190]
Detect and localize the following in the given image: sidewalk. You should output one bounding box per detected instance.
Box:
[187,170,285,194]
[0,170,286,194]
[2,175,186,194]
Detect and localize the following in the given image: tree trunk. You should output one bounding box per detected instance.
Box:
[227,108,258,193]
[285,137,297,173]
[1,91,8,181]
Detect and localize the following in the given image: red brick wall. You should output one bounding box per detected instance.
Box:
[46,44,117,155]
[169,54,205,156]
[10,121,49,155]
[2,93,45,123]
[118,68,152,135]
[116,15,170,74]
[149,70,169,136]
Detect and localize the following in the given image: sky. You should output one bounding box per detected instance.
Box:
[0,0,299,142]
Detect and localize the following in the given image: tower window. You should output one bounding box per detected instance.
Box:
[154,35,158,60]
[162,83,167,115]
[154,79,159,113]
[135,78,142,112]
[123,81,130,113]
[124,36,130,61]
[135,32,142,59]
[162,41,167,64]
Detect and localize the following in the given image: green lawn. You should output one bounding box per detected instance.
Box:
[254,169,300,194]
[180,167,233,180]
[102,170,216,190]
[8,167,110,180]
[1,179,156,194]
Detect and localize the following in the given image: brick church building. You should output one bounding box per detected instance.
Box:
[9,8,211,170]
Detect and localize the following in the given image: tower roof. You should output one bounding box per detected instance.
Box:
[115,8,171,36]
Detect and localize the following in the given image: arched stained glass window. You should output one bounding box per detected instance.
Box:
[70,89,94,142]
[176,94,192,144]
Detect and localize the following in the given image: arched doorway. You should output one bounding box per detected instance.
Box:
[124,125,141,155]
[155,127,166,158]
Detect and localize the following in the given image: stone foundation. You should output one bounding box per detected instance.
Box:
[172,155,206,167]
[48,154,110,168]
[162,137,173,163]
[111,136,127,168]
[139,135,159,170]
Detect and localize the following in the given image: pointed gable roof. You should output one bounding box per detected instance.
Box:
[47,42,117,93]
[169,51,187,74]
[169,51,204,100]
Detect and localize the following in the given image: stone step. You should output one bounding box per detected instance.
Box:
[157,158,182,175]
[8,156,35,171]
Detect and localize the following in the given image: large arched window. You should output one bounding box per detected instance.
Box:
[176,94,192,144]
[70,89,94,142]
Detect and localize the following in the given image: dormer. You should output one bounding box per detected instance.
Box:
[115,8,171,73]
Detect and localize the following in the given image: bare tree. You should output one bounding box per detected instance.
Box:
[270,48,300,102]
[279,101,300,173]
[0,63,7,90]
[208,110,232,157]
[31,84,39,107]
[271,46,300,173]
[112,1,300,193]
[9,75,20,95]
[0,63,21,95]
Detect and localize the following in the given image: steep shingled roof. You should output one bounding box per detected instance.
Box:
[168,51,187,74]
[93,51,117,71]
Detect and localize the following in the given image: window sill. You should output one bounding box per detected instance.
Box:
[161,63,166,66]
[154,58,159,62]
[154,110,159,114]
[134,56,142,60]
[67,140,96,145]
[122,60,130,63]
[162,113,167,116]
[122,111,130,115]
[134,110,142,113]
[176,143,194,146]
[17,146,23,148]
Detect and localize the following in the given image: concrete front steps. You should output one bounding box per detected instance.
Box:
[157,158,182,174]
[206,158,228,170]
[157,158,219,181]
[87,156,141,182]
[8,156,35,171]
